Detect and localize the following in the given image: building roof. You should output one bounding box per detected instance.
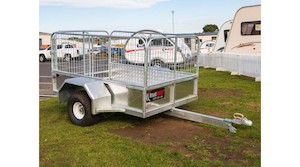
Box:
[161,31,218,37]
[39,32,52,35]
[196,32,218,36]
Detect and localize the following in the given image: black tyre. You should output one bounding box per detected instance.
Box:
[67,91,101,126]
[64,54,71,62]
[151,59,165,68]
[39,54,46,62]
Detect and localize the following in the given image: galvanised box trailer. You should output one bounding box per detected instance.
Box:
[51,30,252,133]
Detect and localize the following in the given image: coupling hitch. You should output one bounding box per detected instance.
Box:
[225,113,253,133]
[232,113,253,126]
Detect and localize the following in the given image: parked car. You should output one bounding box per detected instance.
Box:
[111,47,124,57]
[39,46,51,62]
[200,40,215,53]
[88,46,124,59]
[89,45,108,57]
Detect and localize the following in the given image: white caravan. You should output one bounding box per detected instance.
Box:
[212,20,232,53]
[224,5,261,54]
[200,40,215,53]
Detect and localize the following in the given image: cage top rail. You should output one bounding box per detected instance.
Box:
[51,32,144,40]
[52,29,200,39]
[56,30,110,34]
[110,29,200,39]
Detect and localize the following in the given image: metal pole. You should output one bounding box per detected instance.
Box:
[171,10,174,34]
[108,36,112,79]
[83,32,86,75]
[143,39,149,118]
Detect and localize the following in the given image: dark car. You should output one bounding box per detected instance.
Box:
[90,46,108,57]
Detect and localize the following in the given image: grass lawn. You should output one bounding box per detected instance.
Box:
[40,68,261,166]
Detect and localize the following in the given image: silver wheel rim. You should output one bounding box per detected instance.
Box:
[65,55,70,61]
[153,60,162,67]
[40,56,44,62]
[73,102,85,119]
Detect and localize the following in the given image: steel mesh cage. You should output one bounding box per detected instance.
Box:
[51,30,199,88]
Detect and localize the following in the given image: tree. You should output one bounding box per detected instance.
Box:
[202,24,219,32]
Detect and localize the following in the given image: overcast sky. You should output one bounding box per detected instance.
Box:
[40,0,261,33]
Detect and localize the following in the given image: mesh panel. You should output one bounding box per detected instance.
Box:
[52,30,199,87]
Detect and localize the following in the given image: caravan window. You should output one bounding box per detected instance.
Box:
[138,37,146,47]
[241,21,261,36]
[224,29,230,42]
[150,39,172,47]
[65,44,73,48]
[163,39,172,46]
[151,39,162,46]
[184,38,191,48]
[138,38,173,47]
[206,43,214,47]
[138,39,145,45]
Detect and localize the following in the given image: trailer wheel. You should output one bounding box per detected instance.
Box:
[64,54,71,62]
[67,91,100,126]
[39,54,46,62]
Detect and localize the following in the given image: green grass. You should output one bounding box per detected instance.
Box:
[40,67,261,166]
